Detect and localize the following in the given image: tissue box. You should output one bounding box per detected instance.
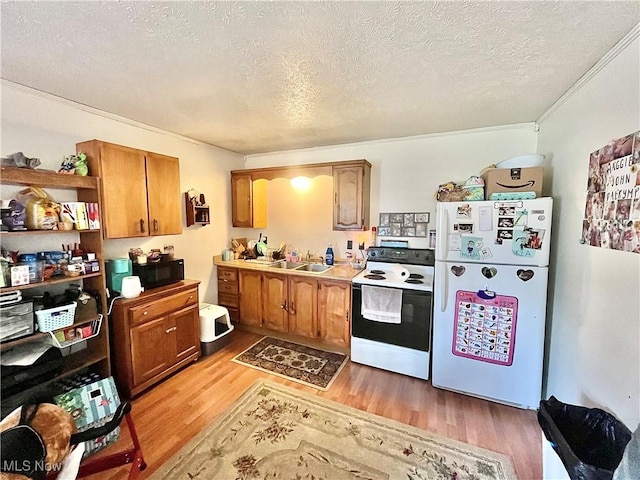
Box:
[54,376,121,457]
[481,167,543,199]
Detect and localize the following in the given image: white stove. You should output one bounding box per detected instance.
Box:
[352,262,434,292]
[351,247,435,380]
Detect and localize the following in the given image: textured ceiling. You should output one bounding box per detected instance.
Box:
[1,1,638,155]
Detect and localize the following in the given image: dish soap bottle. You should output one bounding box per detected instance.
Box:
[325,243,334,265]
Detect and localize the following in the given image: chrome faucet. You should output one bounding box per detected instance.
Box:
[320,256,325,265]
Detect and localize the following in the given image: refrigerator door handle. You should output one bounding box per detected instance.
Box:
[436,207,448,259]
[437,261,448,313]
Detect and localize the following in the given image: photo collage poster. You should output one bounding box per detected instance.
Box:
[583,130,640,253]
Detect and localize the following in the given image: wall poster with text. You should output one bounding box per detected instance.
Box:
[583,130,640,253]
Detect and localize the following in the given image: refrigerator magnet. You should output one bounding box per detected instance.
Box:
[456,204,472,218]
[448,233,462,251]
[460,236,482,260]
[453,223,474,233]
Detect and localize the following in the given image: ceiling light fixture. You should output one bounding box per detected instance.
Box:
[290,176,311,190]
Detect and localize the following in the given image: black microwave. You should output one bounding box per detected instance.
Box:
[132,258,184,290]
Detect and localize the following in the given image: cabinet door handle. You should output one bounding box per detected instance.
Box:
[281,300,287,310]
[143,311,148,316]
[289,301,296,315]
[189,295,194,300]
[345,309,349,321]
[154,219,159,232]
[223,279,228,283]
[166,326,177,333]
[140,218,145,233]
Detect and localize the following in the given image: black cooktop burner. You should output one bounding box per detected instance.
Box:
[370,270,386,275]
[405,279,424,284]
[364,274,386,280]
[408,273,424,280]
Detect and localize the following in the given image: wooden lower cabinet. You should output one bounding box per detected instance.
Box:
[318,279,351,348]
[217,266,239,322]
[288,275,318,338]
[238,270,263,327]
[111,280,201,397]
[232,267,351,348]
[261,272,289,332]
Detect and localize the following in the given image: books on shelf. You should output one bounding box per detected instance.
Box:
[59,202,100,230]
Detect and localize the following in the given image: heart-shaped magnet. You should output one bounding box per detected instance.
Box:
[451,265,465,277]
[517,269,534,281]
[482,267,497,279]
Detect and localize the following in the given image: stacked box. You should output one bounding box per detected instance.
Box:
[481,167,544,199]
[54,376,121,457]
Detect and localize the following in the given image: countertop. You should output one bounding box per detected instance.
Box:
[213,256,362,281]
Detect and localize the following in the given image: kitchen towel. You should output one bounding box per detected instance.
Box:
[361,285,403,324]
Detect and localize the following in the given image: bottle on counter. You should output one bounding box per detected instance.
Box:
[325,243,334,265]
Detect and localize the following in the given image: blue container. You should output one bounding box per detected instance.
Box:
[18,253,43,283]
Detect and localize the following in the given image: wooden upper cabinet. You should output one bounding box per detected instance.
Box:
[231,159,369,231]
[231,173,267,228]
[333,163,371,231]
[146,152,181,235]
[77,140,182,239]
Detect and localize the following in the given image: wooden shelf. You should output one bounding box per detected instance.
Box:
[0,332,48,351]
[185,192,210,226]
[0,164,111,398]
[0,167,99,190]
[1,229,101,236]
[0,271,102,293]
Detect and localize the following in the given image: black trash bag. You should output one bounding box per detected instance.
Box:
[538,396,632,480]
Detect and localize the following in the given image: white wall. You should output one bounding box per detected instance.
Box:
[1,82,244,302]
[238,124,538,257]
[537,31,640,478]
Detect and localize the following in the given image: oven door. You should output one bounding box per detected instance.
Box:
[351,284,432,351]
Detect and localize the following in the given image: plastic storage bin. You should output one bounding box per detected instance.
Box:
[538,396,632,480]
[199,303,234,356]
[35,302,77,332]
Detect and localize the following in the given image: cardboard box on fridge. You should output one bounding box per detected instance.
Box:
[481,167,544,199]
[53,376,121,457]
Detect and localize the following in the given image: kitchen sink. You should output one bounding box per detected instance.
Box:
[244,258,278,265]
[268,261,307,269]
[294,263,334,274]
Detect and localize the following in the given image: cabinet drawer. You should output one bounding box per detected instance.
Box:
[218,268,237,282]
[130,288,198,325]
[218,293,239,309]
[218,280,238,295]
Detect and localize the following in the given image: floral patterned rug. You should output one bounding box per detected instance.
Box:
[231,336,349,390]
[150,381,518,480]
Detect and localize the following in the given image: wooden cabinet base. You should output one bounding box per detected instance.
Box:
[110,280,201,398]
[128,354,200,397]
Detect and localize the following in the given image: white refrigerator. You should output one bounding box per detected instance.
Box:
[432,197,553,409]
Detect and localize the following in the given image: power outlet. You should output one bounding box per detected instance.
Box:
[347,240,353,250]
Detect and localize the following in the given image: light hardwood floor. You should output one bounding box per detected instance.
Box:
[87,330,542,479]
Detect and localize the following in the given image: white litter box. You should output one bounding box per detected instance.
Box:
[199,303,234,356]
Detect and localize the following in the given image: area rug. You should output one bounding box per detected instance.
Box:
[231,336,348,391]
[151,380,518,480]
